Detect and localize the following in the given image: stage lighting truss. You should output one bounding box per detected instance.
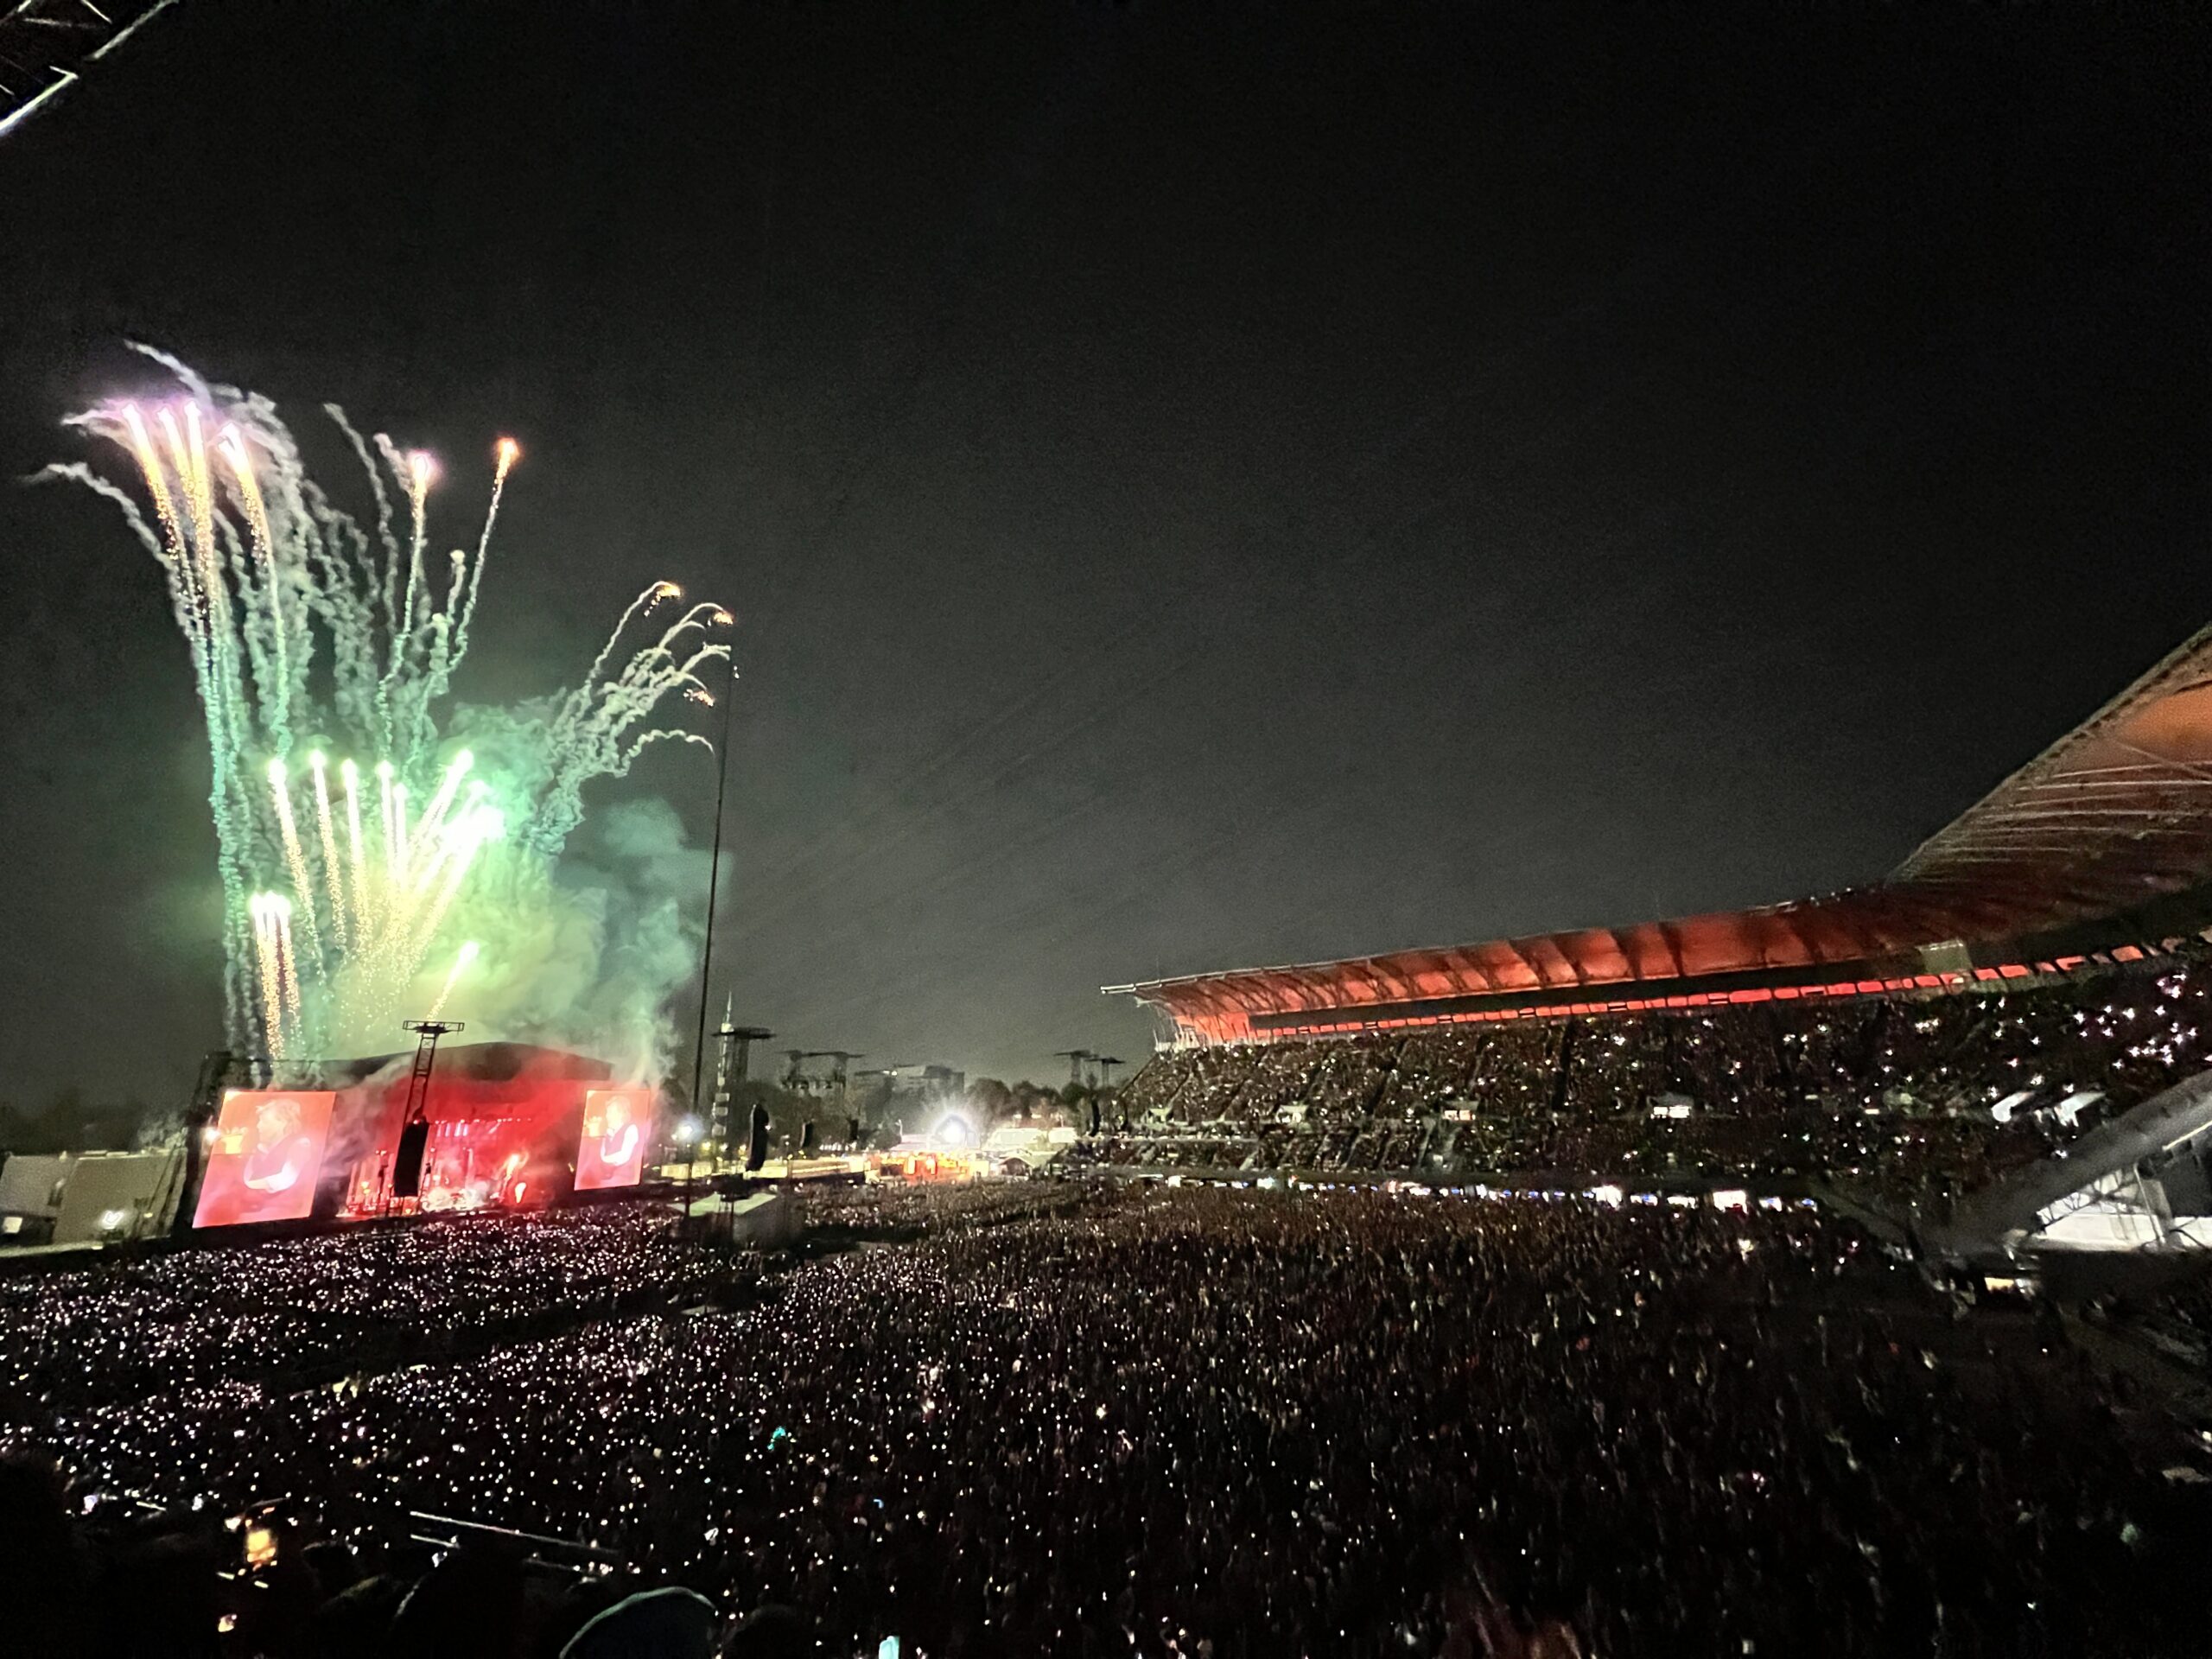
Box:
[0,0,175,141]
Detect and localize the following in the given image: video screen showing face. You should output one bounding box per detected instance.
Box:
[575,1088,651,1190]
[194,1090,336,1226]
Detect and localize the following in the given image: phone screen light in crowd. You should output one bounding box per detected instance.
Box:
[1711,1189,1749,1212]
[1589,1184,1624,1207]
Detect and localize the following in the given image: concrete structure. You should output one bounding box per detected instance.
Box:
[0,1147,183,1246]
[1942,1069,2212,1255]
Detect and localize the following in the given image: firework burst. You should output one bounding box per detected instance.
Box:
[42,347,732,1060]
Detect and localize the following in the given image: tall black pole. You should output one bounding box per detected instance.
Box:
[689,649,738,1127]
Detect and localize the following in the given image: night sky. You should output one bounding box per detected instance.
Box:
[2,3,2209,1109]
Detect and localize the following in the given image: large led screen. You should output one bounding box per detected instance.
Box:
[575,1088,651,1191]
[194,1090,336,1226]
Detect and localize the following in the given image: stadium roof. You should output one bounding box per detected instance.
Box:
[1110,622,2212,1043]
[1888,620,2212,926]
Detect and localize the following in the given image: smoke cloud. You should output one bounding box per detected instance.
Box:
[415,795,708,1084]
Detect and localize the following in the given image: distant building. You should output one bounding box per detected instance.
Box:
[853,1063,964,1093]
[0,1148,183,1247]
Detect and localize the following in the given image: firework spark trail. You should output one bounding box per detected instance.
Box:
[391,784,411,887]
[309,752,349,953]
[586,618,726,744]
[119,405,192,610]
[58,362,730,1056]
[266,760,324,969]
[371,435,414,609]
[162,407,243,760]
[429,940,480,1020]
[377,762,400,892]
[405,820,497,975]
[423,550,465,696]
[156,412,242,762]
[329,408,404,750]
[454,438,519,660]
[406,818,464,901]
[574,582,680,709]
[111,402,263,1046]
[251,894,289,1058]
[619,728,718,770]
[270,897,302,1036]
[381,448,437,768]
[340,758,369,944]
[219,424,292,753]
[409,749,474,860]
[618,602,723,686]
[162,406,218,609]
[556,620,727,779]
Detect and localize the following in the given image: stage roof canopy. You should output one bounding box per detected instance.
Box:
[1110,624,2212,1043]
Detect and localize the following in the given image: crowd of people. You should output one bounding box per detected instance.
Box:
[789,1180,1094,1236]
[5,1182,2207,1655]
[0,1205,744,1414]
[8,957,2212,1653]
[1084,958,2212,1198]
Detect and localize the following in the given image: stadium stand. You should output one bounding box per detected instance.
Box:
[1103,625,2212,1216]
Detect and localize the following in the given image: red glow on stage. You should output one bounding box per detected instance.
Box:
[575,1088,650,1191]
[194,1090,335,1226]
[189,1046,650,1230]
[321,1046,646,1222]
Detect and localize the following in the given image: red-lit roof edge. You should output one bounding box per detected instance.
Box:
[1109,621,2212,1037]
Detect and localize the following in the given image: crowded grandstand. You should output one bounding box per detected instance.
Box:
[1100,622,2212,1259]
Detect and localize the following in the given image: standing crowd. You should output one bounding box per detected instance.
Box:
[3,1184,2203,1656]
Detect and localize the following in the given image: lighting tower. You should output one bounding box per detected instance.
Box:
[391,1020,463,1211]
[1092,1056,1123,1089]
[708,1000,773,1154]
[1053,1050,1094,1087]
[687,645,741,1130]
[400,1020,464,1121]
